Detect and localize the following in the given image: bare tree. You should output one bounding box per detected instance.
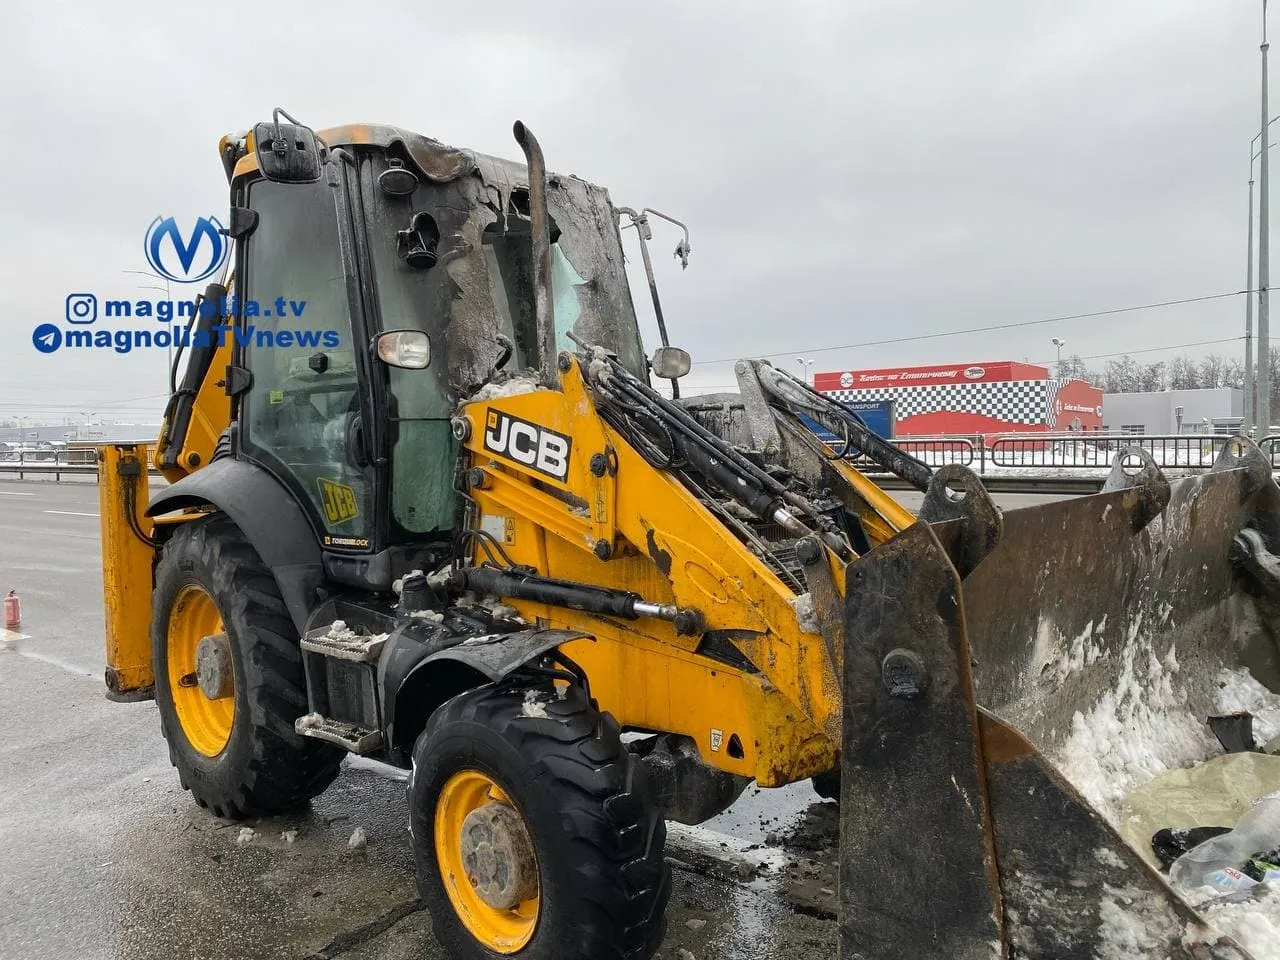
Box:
[1167,355,1200,390]
[1137,362,1164,391]
[1199,354,1226,389]
[1104,355,1141,393]
[1223,357,1246,390]
[1057,354,1088,380]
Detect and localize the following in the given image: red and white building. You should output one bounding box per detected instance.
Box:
[814,361,1103,437]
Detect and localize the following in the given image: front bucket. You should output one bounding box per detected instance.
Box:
[955,440,1280,805]
[836,439,1279,959]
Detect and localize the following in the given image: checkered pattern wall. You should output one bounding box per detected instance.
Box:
[822,379,1063,425]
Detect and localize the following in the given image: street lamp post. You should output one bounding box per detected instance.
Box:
[123,269,174,394]
[1249,115,1280,433]
[1051,337,1066,377]
[1260,0,1273,433]
[795,357,815,384]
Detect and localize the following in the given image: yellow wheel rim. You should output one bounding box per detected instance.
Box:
[435,770,540,953]
[167,584,235,757]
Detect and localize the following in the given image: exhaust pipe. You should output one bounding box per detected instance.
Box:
[512,121,557,382]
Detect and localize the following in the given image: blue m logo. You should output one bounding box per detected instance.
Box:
[144,215,229,283]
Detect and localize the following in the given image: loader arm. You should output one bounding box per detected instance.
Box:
[453,354,907,785]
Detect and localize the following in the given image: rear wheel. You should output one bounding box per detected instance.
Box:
[410,684,670,960]
[152,514,342,818]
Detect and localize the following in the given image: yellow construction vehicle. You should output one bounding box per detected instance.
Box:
[101,110,1280,959]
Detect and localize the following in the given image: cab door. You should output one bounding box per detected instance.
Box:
[234,173,378,552]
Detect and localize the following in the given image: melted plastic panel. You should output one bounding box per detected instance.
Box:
[440,154,645,389]
[360,147,646,396]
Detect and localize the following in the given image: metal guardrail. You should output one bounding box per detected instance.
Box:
[843,437,976,469]
[1,435,1275,488]
[0,447,159,481]
[987,434,1232,470]
[846,433,1280,474]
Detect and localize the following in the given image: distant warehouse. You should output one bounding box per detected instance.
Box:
[814,361,1103,437]
[1101,388,1243,435]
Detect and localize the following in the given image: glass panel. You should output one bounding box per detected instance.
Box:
[241,179,371,544]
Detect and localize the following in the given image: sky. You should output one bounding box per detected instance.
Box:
[0,0,1269,419]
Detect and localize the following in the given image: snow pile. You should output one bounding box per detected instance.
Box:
[280,829,298,844]
[236,827,256,845]
[789,594,821,635]
[348,827,367,850]
[324,620,359,642]
[1096,884,1170,960]
[521,690,549,719]
[321,621,388,654]
[469,377,544,402]
[1194,890,1280,958]
[408,609,445,623]
[1034,616,1107,687]
[1059,637,1217,812]
[391,570,424,596]
[477,595,521,620]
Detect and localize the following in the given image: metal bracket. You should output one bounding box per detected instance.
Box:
[918,464,1003,578]
[1100,446,1171,531]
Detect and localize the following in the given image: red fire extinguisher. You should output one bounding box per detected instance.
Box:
[4,591,20,629]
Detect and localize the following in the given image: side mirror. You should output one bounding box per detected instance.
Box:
[253,109,322,183]
[375,330,431,369]
[651,346,691,380]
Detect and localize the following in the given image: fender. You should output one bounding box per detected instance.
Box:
[146,457,322,633]
[384,627,593,758]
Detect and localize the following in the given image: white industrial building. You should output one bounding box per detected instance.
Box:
[1102,388,1243,435]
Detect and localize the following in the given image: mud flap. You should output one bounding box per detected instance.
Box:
[837,442,1278,958]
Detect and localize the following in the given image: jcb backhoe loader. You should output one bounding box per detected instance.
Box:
[100,110,1280,959]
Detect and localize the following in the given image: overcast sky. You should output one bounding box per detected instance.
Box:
[0,0,1268,419]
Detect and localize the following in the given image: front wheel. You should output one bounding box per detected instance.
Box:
[410,683,670,960]
[152,514,342,818]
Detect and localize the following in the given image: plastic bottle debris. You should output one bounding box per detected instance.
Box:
[1169,794,1280,902]
[348,826,367,850]
[1152,826,1232,870]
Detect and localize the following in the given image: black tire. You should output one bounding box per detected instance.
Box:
[410,683,670,960]
[152,514,342,818]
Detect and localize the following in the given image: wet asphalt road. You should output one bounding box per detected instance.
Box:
[0,480,1069,959]
[0,480,846,960]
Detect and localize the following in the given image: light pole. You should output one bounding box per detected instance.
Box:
[124,269,174,393]
[1260,0,1273,433]
[1249,174,1257,432]
[795,356,815,384]
[1051,337,1066,377]
[1247,115,1280,432]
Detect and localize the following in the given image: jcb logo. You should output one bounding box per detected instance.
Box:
[316,477,359,525]
[483,411,572,482]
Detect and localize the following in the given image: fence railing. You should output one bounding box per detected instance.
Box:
[0,445,156,480]
[835,433,1280,474]
[1,435,1277,484]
